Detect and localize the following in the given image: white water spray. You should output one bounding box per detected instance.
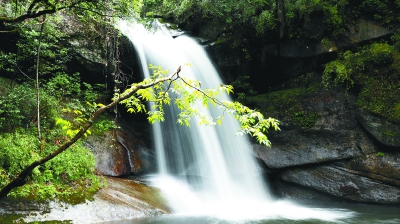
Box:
[116,20,354,222]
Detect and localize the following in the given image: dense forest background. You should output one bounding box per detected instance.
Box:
[0,0,399,204]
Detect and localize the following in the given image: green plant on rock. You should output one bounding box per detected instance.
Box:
[92,115,118,135]
[376,151,385,157]
[323,42,394,89]
[395,103,400,120]
[323,41,400,123]
[292,111,320,128]
[231,75,258,103]
[0,131,102,202]
[284,0,349,39]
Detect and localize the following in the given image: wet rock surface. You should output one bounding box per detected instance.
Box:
[356,108,400,147]
[85,118,156,177]
[271,180,343,203]
[0,177,169,223]
[254,129,364,169]
[280,165,400,204]
[252,87,400,204]
[336,153,400,187]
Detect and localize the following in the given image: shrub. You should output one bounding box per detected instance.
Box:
[0,131,102,202]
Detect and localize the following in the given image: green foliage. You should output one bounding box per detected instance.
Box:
[0,79,104,201]
[0,0,147,203]
[376,151,385,157]
[142,0,400,43]
[44,72,81,99]
[395,103,400,119]
[355,0,400,28]
[284,0,349,39]
[222,101,280,145]
[92,115,118,135]
[143,0,277,45]
[0,80,59,132]
[246,73,323,129]
[0,82,36,131]
[0,131,102,202]
[323,41,400,123]
[254,10,277,37]
[323,42,394,89]
[231,75,258,103]
[293,111,320,128]
[116,64,279,146]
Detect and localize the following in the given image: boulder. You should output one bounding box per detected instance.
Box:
[355,107,400,147]
[116,122,157,175]
[271,180,343,203]
[280,165,400,204]
[335,153,400,187]
[85,118,156,177]
[5,177,169,223]
[254,87,375,169]
[254,129,366,169]
[86,130,131,176]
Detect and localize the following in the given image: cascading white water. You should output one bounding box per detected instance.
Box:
[116,20,355,222]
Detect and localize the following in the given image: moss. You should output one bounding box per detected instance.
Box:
[383,130,395,137]
[355,73,400,124]
[292,111,320,128]
[246,79,322,128]
[0,214,24,224]
[214,36,230,45]
[395,103,400,119]
[247,87,306,106]
[323,41,400,124]
[376,151,385,157]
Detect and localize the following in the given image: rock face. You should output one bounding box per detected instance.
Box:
[355,108,400,147]
[204,19,393,88]
[85,118,156,177]
[252,87,400,204]
[1,177,169,223]
[280,165,400,204]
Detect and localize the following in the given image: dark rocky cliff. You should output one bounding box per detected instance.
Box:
[204,22,399,205]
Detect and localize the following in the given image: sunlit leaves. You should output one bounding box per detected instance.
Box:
[221,101,280,146]
[117,64,279,146]
[56,107,94,138]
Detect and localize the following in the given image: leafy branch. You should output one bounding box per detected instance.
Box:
[0,66,182,200]
[0,64,280,200]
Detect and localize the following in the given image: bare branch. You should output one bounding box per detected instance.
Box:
[15,65,34,80]
[36,18,45,149]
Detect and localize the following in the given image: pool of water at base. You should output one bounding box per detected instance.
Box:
[100,201,400,224]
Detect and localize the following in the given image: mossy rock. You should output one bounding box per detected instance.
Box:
[246,85,321,128]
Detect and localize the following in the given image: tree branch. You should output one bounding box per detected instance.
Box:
[0,67,181,200]
[0,0,83,24]
[36,18,45,148]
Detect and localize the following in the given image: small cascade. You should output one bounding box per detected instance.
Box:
[116,20,354,222]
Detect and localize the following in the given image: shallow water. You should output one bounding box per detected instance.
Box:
[100,201,400,224]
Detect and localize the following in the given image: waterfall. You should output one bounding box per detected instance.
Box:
[116,20,354,221]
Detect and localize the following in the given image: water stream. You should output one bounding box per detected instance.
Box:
[116,20,364,223]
